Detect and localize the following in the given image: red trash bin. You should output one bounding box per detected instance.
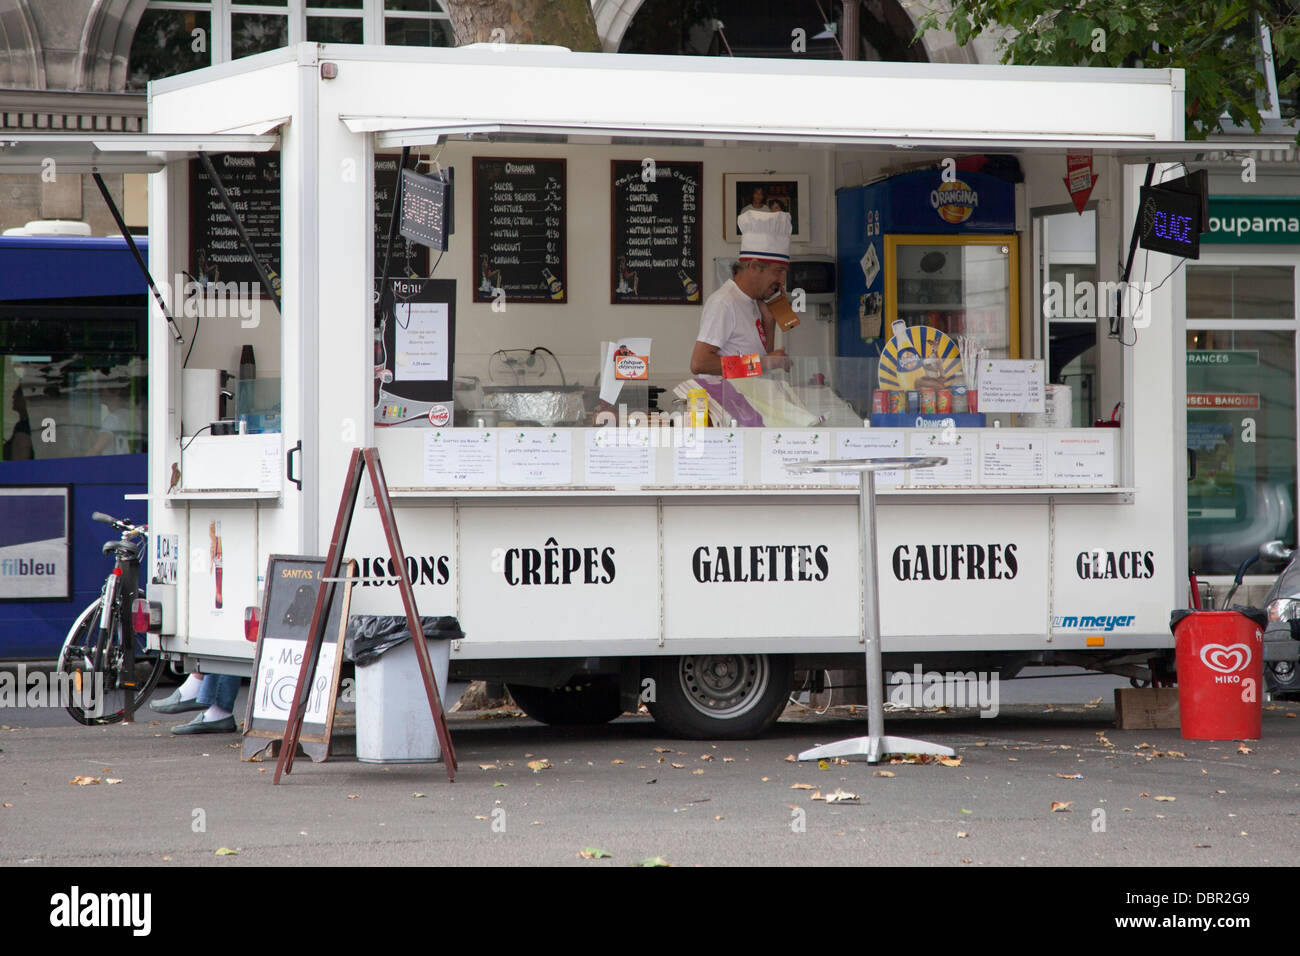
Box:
[1170,609,1266,740]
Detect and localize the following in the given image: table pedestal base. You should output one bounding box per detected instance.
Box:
[799,735,955,765]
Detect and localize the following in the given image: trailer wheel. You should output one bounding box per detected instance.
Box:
[642,654,792,739]
[506,677,624,726]
[1265,660,1300,699]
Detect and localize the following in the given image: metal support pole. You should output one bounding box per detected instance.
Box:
[90,171,184,343]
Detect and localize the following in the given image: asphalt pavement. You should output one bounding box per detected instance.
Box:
[1,673,1296,868]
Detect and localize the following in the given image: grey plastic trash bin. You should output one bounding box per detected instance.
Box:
[349,616,463,764]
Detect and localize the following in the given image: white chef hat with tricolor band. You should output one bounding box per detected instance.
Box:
[737,208,792,262]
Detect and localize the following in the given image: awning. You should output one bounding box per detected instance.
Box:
[0,132,280,174]
[340,115,1291,160]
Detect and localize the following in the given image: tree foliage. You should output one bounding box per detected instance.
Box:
[914,0,1300,137]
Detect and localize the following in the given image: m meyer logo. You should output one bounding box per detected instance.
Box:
[1053,614,1135,631]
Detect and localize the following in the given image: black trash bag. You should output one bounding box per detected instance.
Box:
[346,615,465,667]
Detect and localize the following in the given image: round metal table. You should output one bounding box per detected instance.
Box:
[786,456,953,764]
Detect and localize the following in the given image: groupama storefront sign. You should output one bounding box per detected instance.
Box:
[1204,196,1300,244]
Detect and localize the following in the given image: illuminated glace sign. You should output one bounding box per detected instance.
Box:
[1138,185,1202,259]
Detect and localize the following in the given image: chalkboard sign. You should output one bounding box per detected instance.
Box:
[399,167,451,251]
[611,160,702,305]
[376,156,431,277]
[473,157,566,303]
[190,152,281,291]
[241,556,356,763]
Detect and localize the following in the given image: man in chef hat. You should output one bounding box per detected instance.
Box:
[690,208,791,376]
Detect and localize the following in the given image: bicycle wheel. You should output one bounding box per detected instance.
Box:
[57,598,165,725]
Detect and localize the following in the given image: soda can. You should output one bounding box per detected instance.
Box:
[873,390,887,415]
[905,390,919,414]
[919,388,937,414]
[936,389,953,414]
[889,391,907,413]
[951,385,969,414]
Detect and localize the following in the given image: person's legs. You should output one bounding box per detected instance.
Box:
[151,671,206,713]
[172,674,240,734]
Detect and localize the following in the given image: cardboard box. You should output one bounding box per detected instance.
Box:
[1114,687,1180,730]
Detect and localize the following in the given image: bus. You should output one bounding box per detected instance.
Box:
[0,234,148,659]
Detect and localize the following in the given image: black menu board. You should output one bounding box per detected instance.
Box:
[190,154,432,292]
[375,156,431,277]
[610,160,702,305]
[189,152,281,292]
[472,157,566,303]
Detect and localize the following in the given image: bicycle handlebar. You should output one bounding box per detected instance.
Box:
[91,512,146,535]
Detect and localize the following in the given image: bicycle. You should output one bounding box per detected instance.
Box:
[56,511,166,724]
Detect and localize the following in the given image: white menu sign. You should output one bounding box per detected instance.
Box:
[978,359,1046,413]
[834,430,905,487]
[424,430,499,485]
[585,427,656,484]
[252,639,336,725]
[980,432,1047,485]
[394,301,449,381]
[1048,433,1116,485]
[674,430,744,484]
[907,430,976,485]
[500,429,574,485]
[762,430,832,485]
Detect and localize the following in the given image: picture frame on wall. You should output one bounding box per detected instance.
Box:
[723,173,810,243]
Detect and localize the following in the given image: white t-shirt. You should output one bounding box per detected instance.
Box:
[697,279,764,357]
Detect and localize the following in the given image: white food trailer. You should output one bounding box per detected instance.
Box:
[136,43,1273,738]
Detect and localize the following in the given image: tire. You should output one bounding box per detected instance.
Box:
[506,676,624,726]
[57,598,165,725]
[1265,659,1300,699]
[643,654,793,739]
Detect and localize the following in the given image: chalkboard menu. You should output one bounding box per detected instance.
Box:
[611,160,702,305]
[376,156,431,277]
[190,152,281,291]
[190,154,432,292]
[472,157,566,303]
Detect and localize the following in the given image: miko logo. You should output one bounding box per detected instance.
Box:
[1200,643,1251,676]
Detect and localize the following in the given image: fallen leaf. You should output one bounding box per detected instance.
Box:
[653,746,673,753]
[760,776,771,782]
[611,759,625,764]
[493,781,507,787]
[474,815,489,821]
[215,847,238,856]
[692,769,705,775]
[1,803,11,808]
[412,792,426,799]
[478,763,498,770]
[810,791,824,801]
[956,831,968,838]
[1056,773,1083,779]
[645,778,657,785]
[1007,757,1018,761]
[578,847,612,860]
[824,788,860,804]
[1087,697,1103,705]
[791,783,815,790]
[1139,792,1150,797]
[1165,751,1186,758]
[1050,801,1072,812]
[105,778,123,785]
[961,858,972,864]
[670,763,685,769]
[818,759,831,771]
[939,756,963,767]
[874,770,895,778]
[1137,742,1152,750]
[347,793,359,799]
[784,754,796,762]
[161,856,171,861]
[714,815,724,821]
[1153,795,1176,802]
[700,754,714,762]
[69,776,100,786]
[527,759,552,772]
[1237,743,1254,755]
[960,809,972,814]
[633,857,670,867]
[722,757,735,763]
[973,742,988,747]
[1193,844,1211,849]
[530,821,543,826]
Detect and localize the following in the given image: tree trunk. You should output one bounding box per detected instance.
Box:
[444,0,601,51]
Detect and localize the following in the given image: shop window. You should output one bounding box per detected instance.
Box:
[1186,328,1297,574]
[232,12,290,59]
[384,0,453,46]
[1187,264,1295,320]
[2,355,147,460]
[126,6,214,90]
